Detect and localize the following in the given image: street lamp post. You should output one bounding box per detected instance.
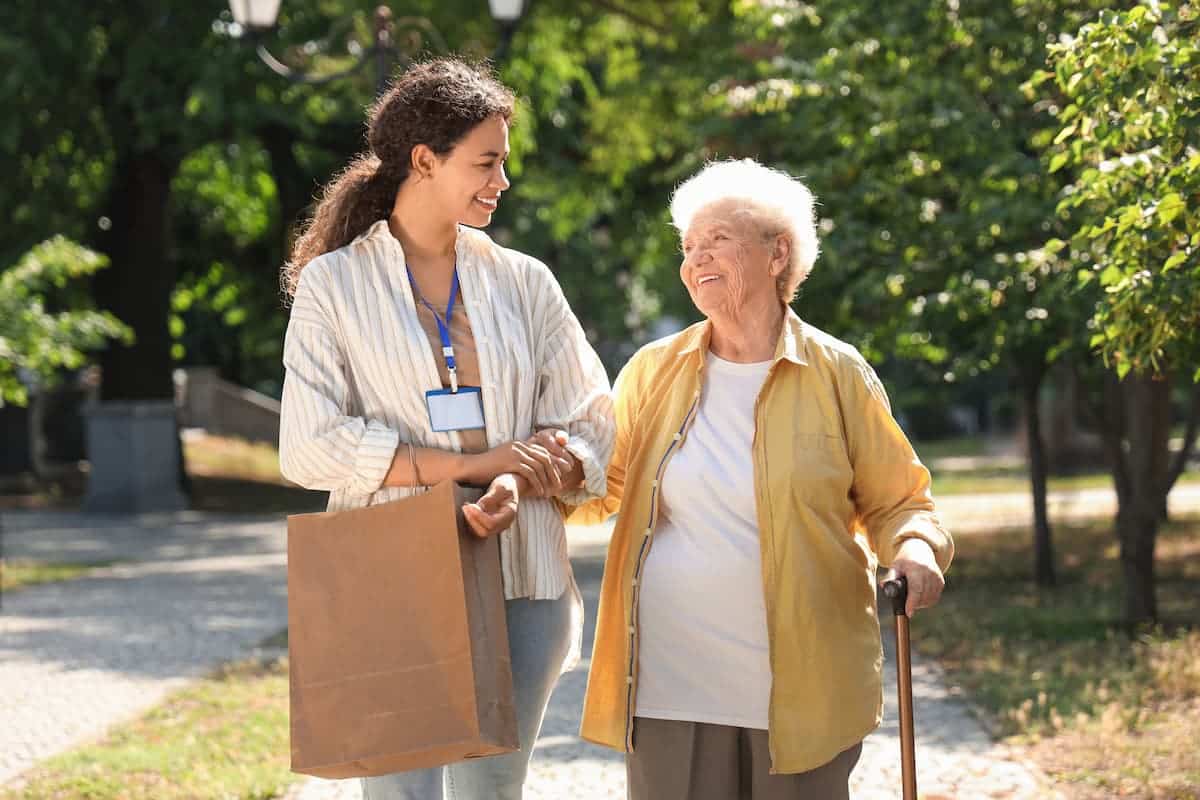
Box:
[488,0,526,64]
[227,1,528,95]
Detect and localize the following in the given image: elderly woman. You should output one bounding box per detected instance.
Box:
[569,159,954,800]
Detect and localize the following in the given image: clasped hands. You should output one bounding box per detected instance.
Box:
[461,429,578,539]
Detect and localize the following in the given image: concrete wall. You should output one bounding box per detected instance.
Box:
[174,368,280,446]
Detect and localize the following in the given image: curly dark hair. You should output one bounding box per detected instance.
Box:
[284,57,516,297]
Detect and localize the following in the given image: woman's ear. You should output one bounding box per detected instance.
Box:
[769,234,791,279]
[409,144,437,181]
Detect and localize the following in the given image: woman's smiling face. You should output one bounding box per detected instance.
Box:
[424,114,511,229]
[679,199,783,320]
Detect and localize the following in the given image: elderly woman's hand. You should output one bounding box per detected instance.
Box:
[888,539,946,616]
[524,429,585,497]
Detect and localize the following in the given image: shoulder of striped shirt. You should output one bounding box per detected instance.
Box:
[306,225,576,329]
[455,229,571,316]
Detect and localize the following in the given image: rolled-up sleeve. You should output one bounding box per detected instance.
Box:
[844,357,954,571]
[527,261,615,508]
[563,355,639,525]
[279,264,400,495]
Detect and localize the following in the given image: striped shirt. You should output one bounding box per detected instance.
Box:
[279,219,615,600]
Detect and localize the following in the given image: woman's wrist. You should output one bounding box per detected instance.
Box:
[456,451,491,486]
[385,446,471,488]
[503,471,529,497]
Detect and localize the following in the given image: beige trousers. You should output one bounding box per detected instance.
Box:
[626,717,862,800]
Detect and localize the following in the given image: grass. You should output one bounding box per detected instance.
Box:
[181,434,286,485]
[2,655,295,800]
[927,468,1195,496]
[184,434,326,514]
[911,435,991,461]
[909,516,1200,798]
[1,559,115,593]
[0,434,326,514]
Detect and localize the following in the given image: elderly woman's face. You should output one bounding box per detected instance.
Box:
[679,200,783,320]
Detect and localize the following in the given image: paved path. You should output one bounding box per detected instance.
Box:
[0,512,289,785]
[933,482,1200,533]
[7,482,1198,796]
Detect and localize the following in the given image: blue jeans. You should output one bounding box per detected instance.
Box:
[361,588,577,800]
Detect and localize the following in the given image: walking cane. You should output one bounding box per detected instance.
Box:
[881,573,917,800]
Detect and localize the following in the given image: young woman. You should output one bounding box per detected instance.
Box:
[278,58,615,800]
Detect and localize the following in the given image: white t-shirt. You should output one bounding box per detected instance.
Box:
[635,352,774,730]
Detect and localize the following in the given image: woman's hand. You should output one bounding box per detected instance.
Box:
[524,429,584,497]
[886,538,946,617]
[460,438,572,497]
[462,473,520,538]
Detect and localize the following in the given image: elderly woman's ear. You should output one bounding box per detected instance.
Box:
[770,234,791,283]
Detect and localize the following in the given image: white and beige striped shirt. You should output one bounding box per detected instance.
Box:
[279,219,615,600]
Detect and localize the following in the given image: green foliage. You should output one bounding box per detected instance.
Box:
[5,0,1192,400]
[525,0,1105,399]
[1042,1,1200,378]
[0,238,131,407]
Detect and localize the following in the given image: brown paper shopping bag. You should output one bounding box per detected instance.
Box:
[286,480,518,778]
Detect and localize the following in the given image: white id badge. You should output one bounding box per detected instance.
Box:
[425,386,486,432]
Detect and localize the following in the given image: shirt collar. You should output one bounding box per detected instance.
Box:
[354,218,392,245]
[676,307,810,367]
[353,219,488,266]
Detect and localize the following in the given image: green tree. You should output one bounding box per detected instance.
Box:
[0,238,131,407]
[1038,0,1200,624]
[686,0,1118,587]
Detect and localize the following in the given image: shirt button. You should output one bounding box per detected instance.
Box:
[673,433,682,441]
[631,578,638,587]
[628,625,636,634]
[626,676,634,685]
[651,480,658,489]
[644,527,652,537]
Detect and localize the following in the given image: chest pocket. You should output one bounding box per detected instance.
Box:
[793,432,844,453]
[772,388,852,496]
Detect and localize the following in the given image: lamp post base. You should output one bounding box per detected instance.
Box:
[83,401,187,513]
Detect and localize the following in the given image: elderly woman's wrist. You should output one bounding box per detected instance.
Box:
[895,536,937,562]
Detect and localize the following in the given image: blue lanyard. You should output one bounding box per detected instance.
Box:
[407,265,461,392]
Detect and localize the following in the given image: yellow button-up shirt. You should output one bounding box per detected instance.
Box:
[568,310,953,774]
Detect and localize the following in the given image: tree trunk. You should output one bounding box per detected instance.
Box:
[93,150,178,401]
[91,148,190,505]
[259,122,311,251]
[1115,502,1158,626]
[1107,372,1170,626]
[1020,365,1056,587]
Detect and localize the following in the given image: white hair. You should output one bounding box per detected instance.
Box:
[670,158,820,303]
